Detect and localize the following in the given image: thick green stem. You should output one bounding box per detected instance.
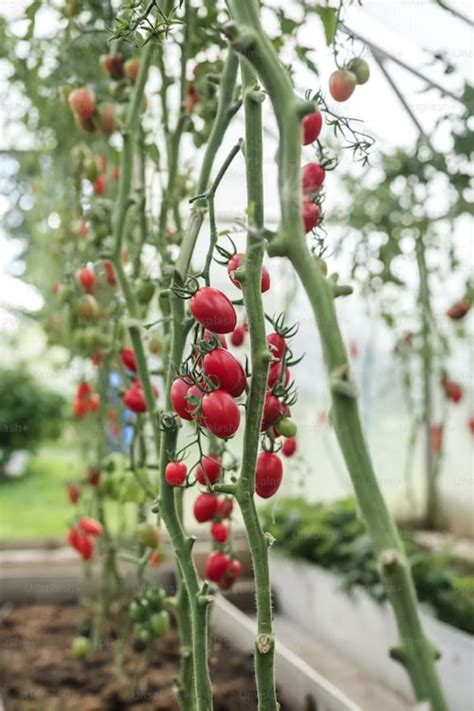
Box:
[416,236,438,528]
[235,60,277,711]
[228,2,447,708]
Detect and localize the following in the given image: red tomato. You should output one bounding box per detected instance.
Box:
[282,437,297,457]
[78,517,103,536]
[87,393,100,412]
[255,452,283,499]
[121,348,137,372]
[68,87,96,119]
[302,200,321,232]
[203,330,228,349]
[203,349,246,397]
[201,390,241,439]
[99,53,124,79]
[190,287,237,334]
[231,326,246,347]
[211,522,229,543]
[443,377,463,404]
[261,392,285,430]
[124,384,147,413]
[102,260,116,288]
[205,551,231,582]
[77,382,91,399]
[149,550,161,567]
[429,426,443,455]
[329,69,357,102]
[302,110,322,145]
[227,253,270,293]
[302,163,326,195]
[171,377,193,420]
[196,455,222,485]
[165,461,187,487]
[87,468,101,486]
[124,57,140,83]
[76,267,96,292]
[185,384,205,422]
[267,333,286,361]
[216,496,234,519]
[93,174,106,195]
[66,483,81,504]
[194,493,218,523]
[218,557,242,590]
[268,361,290,389]
[447,299,470,320]
[73,398,88,417]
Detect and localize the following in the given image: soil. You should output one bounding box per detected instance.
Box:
[0,603,280,711]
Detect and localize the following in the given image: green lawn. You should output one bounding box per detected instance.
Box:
[0,445,83,540]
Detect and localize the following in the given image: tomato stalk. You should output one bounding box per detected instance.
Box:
[227,2,447,708]
[231,60,277,711]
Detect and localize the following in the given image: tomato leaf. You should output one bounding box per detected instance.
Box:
[316,7,338,46]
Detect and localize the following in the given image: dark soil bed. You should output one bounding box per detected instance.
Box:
[0,603,278,710]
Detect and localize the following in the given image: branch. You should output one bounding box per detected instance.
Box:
[227,2,448,709]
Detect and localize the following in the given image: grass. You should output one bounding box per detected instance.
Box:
[0,445,84,540]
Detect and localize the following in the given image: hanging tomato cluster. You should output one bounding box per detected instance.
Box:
[68,516,103,560]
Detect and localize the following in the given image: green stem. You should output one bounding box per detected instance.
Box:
[235,60,277,711]
[228,2,447,709]
[416,235,438,529]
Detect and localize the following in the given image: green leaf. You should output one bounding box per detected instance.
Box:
[146,143,161,170]
[316,6,338,45]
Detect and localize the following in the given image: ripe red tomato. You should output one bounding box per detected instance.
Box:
[102,260,116,288]
[77,267,96,292]
[165,461,187,487]
[255,452,283,498]
[302,163,326,195]
[230,326,246,347]
[205,551,231,582]
[203,348,246,397]
[302,110,322,145]
[124,384,147,413]
[190,287,237,334]
[68,87,96,119]
[87,393,100,412]
[121,348,137,372]
[262,392,285,430]
[78,517,103,536]
[87,468,101,486]
[227,253,271,293]
[282,437,297,457]
[93,174,106,195]
[302,200,320,232]
[267,361,290,389]
[211,522,229,543]
[171,377,193,420]
[443,378,463,404]
[73,398,88,417]
[216,496,234,519]
[99,53,124,79]
[447,299,470,320]
[67,483,81,504]
[267,333,286,361]
[429,426,443,455]
[201,390,241,439]
[77,382,91,399]
[185,384,205,422]
[329,69,357,102]
[218,557,242,590]
[194,493,218,523]
[196,455,222,485]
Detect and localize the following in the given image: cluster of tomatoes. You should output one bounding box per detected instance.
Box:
[129,585,170,645]
[68,516,103,560]
[72,381,100,418]
[64,52,140,135]
[328,59,370,102]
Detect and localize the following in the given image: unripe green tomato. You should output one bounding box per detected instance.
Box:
[150,611,170,637]
[276,417,298,438]
[148,333,163,355]
[71,635,91,660]
[146,587,166,611]
[120,473,146,504]
[58,284,74,304]
[130,600,147,622]
[136,522,160,548]
[135,279,155,305]
[347,58,370,85]
[75,294,100,322]
[84,157,99,182]
[134,624,151,643]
